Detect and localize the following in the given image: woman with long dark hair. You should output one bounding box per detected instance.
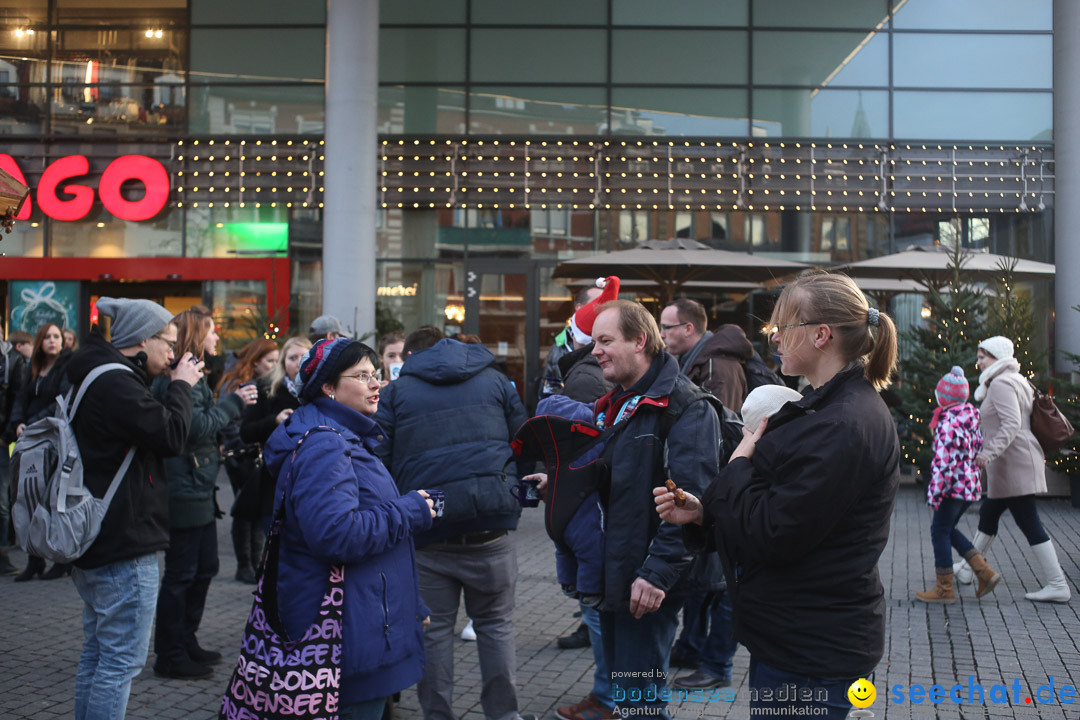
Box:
[149,310,257,678]
[9,322,73,581]
[217,338,280,583]
[656,271,901,720]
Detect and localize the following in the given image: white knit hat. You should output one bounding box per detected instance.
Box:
[978,336,1014,361]
[741,385,804,433]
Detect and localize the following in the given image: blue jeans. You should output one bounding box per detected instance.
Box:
[930,497,975,569]
[72,553,159,720]
[977,495,1050,545]
[339,697,387,720]
[579,602,613,709]
[600,601,681,719]
[748,657,860,720]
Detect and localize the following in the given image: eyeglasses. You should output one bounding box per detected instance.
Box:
[660,322,690,332]
[340,370,383,384]
[151,334,177,352]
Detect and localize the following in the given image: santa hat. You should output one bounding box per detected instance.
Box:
[935,365,970,408]
[569,276,621,346]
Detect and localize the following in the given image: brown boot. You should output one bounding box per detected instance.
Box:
[915,571,957,604]
[965,551,1001,598]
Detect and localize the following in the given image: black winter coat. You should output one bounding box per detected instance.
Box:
[594,352,721,613]
[696,364,899,679]
[8,351,73,435]
[240,379,301,517]
[66,330,194,569]
[0,347,28,441]
[557,343,612,404]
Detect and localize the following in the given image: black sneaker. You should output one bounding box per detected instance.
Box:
[153,658,214,679]
[556,622,590,649]
[672,669,730,690]
[186,645,223,666]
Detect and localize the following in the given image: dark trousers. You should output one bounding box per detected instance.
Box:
[930,497,975,569]
[748,657,859,720]
[977,495,1050,545]
[673,589,737,682]
[154,522,219,662]
[600,601,681,719]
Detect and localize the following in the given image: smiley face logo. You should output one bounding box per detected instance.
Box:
[848,678,876,708]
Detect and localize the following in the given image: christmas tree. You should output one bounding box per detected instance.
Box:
[1047,304,1080,478]
[897,243,985,475]
[985,257,1047,381]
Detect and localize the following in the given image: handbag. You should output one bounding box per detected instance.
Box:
[220,427,343,720]
[1027,381,1075,454]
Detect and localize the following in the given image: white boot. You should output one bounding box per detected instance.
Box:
[954,531,995,586]
[460,619,477,641]
[1025,540,1072,603]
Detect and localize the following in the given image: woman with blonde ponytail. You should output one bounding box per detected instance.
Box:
[655,270,901,720]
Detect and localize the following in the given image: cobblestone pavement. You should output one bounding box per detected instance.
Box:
[2,481,1078,719]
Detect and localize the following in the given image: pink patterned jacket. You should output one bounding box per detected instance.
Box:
[927,402,983,509]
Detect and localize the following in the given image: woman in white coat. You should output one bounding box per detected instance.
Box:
[954,336,1071,603]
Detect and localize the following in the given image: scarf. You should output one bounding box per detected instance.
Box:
[284,373,302,399]
[974,357,1020,403]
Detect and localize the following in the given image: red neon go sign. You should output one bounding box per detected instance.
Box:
[0,154,170,222]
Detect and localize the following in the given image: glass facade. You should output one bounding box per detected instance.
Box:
[379,0,1053,143]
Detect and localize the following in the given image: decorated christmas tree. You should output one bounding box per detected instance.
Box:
[985,257,1047,381]
[1047,304,1080,478]
[897,243,985,475]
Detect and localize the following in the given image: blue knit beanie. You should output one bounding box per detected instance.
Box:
[296,337,356,403]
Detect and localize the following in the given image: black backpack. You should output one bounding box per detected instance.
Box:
[743,352,784,392]
[659,380,744,469]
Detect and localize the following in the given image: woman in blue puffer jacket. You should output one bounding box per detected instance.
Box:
[263,337,436,720]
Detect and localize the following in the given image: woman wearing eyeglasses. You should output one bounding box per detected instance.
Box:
[262,337,435,720]
[656,270,901,720]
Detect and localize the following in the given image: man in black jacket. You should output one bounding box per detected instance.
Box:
[584,300,721,720]
[0,337,28,575]
[65,297,201,720]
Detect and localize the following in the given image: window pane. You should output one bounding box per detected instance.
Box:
[375,260,460,334]
[193,0,325,24]
[50,84,184,135]
[754,0,888,28]
[55,28,185,85]
[185,205,289,258]
[469,86,605,135]
[613,0,747,26]
[893,91,1052,141]
[379,86,465,134]
[472,0,606,24]
[191,29,324,82]
[55,0,185,25]
[894,34,1051,89]
[189,85,324,134]
[0,1,46,23]
[379,28,465,84]
[51,206,183,257]
[612,30,747,84]
[753,89,887,138]
[612,88,748,136]
[892,0,1051,31]
[0,219,43,256]
[0,84,45,135]
[471,29,605,83]
[380,0,465,24]
[753,31,887,86]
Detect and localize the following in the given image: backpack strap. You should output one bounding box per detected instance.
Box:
[55,363,137,513]
[69,363,134,419]
[659,380,733,474]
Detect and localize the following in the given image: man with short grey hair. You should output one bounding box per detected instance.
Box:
[308,314,343,344]
[65,297,202,720]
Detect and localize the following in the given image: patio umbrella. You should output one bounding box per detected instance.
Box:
[552,238,809,304]
[832,245,1055,289]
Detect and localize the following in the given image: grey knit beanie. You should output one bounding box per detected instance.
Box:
[96,297,175,348]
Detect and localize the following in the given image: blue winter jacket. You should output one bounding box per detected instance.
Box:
[263,397,433,704]
[373,339,527,546]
